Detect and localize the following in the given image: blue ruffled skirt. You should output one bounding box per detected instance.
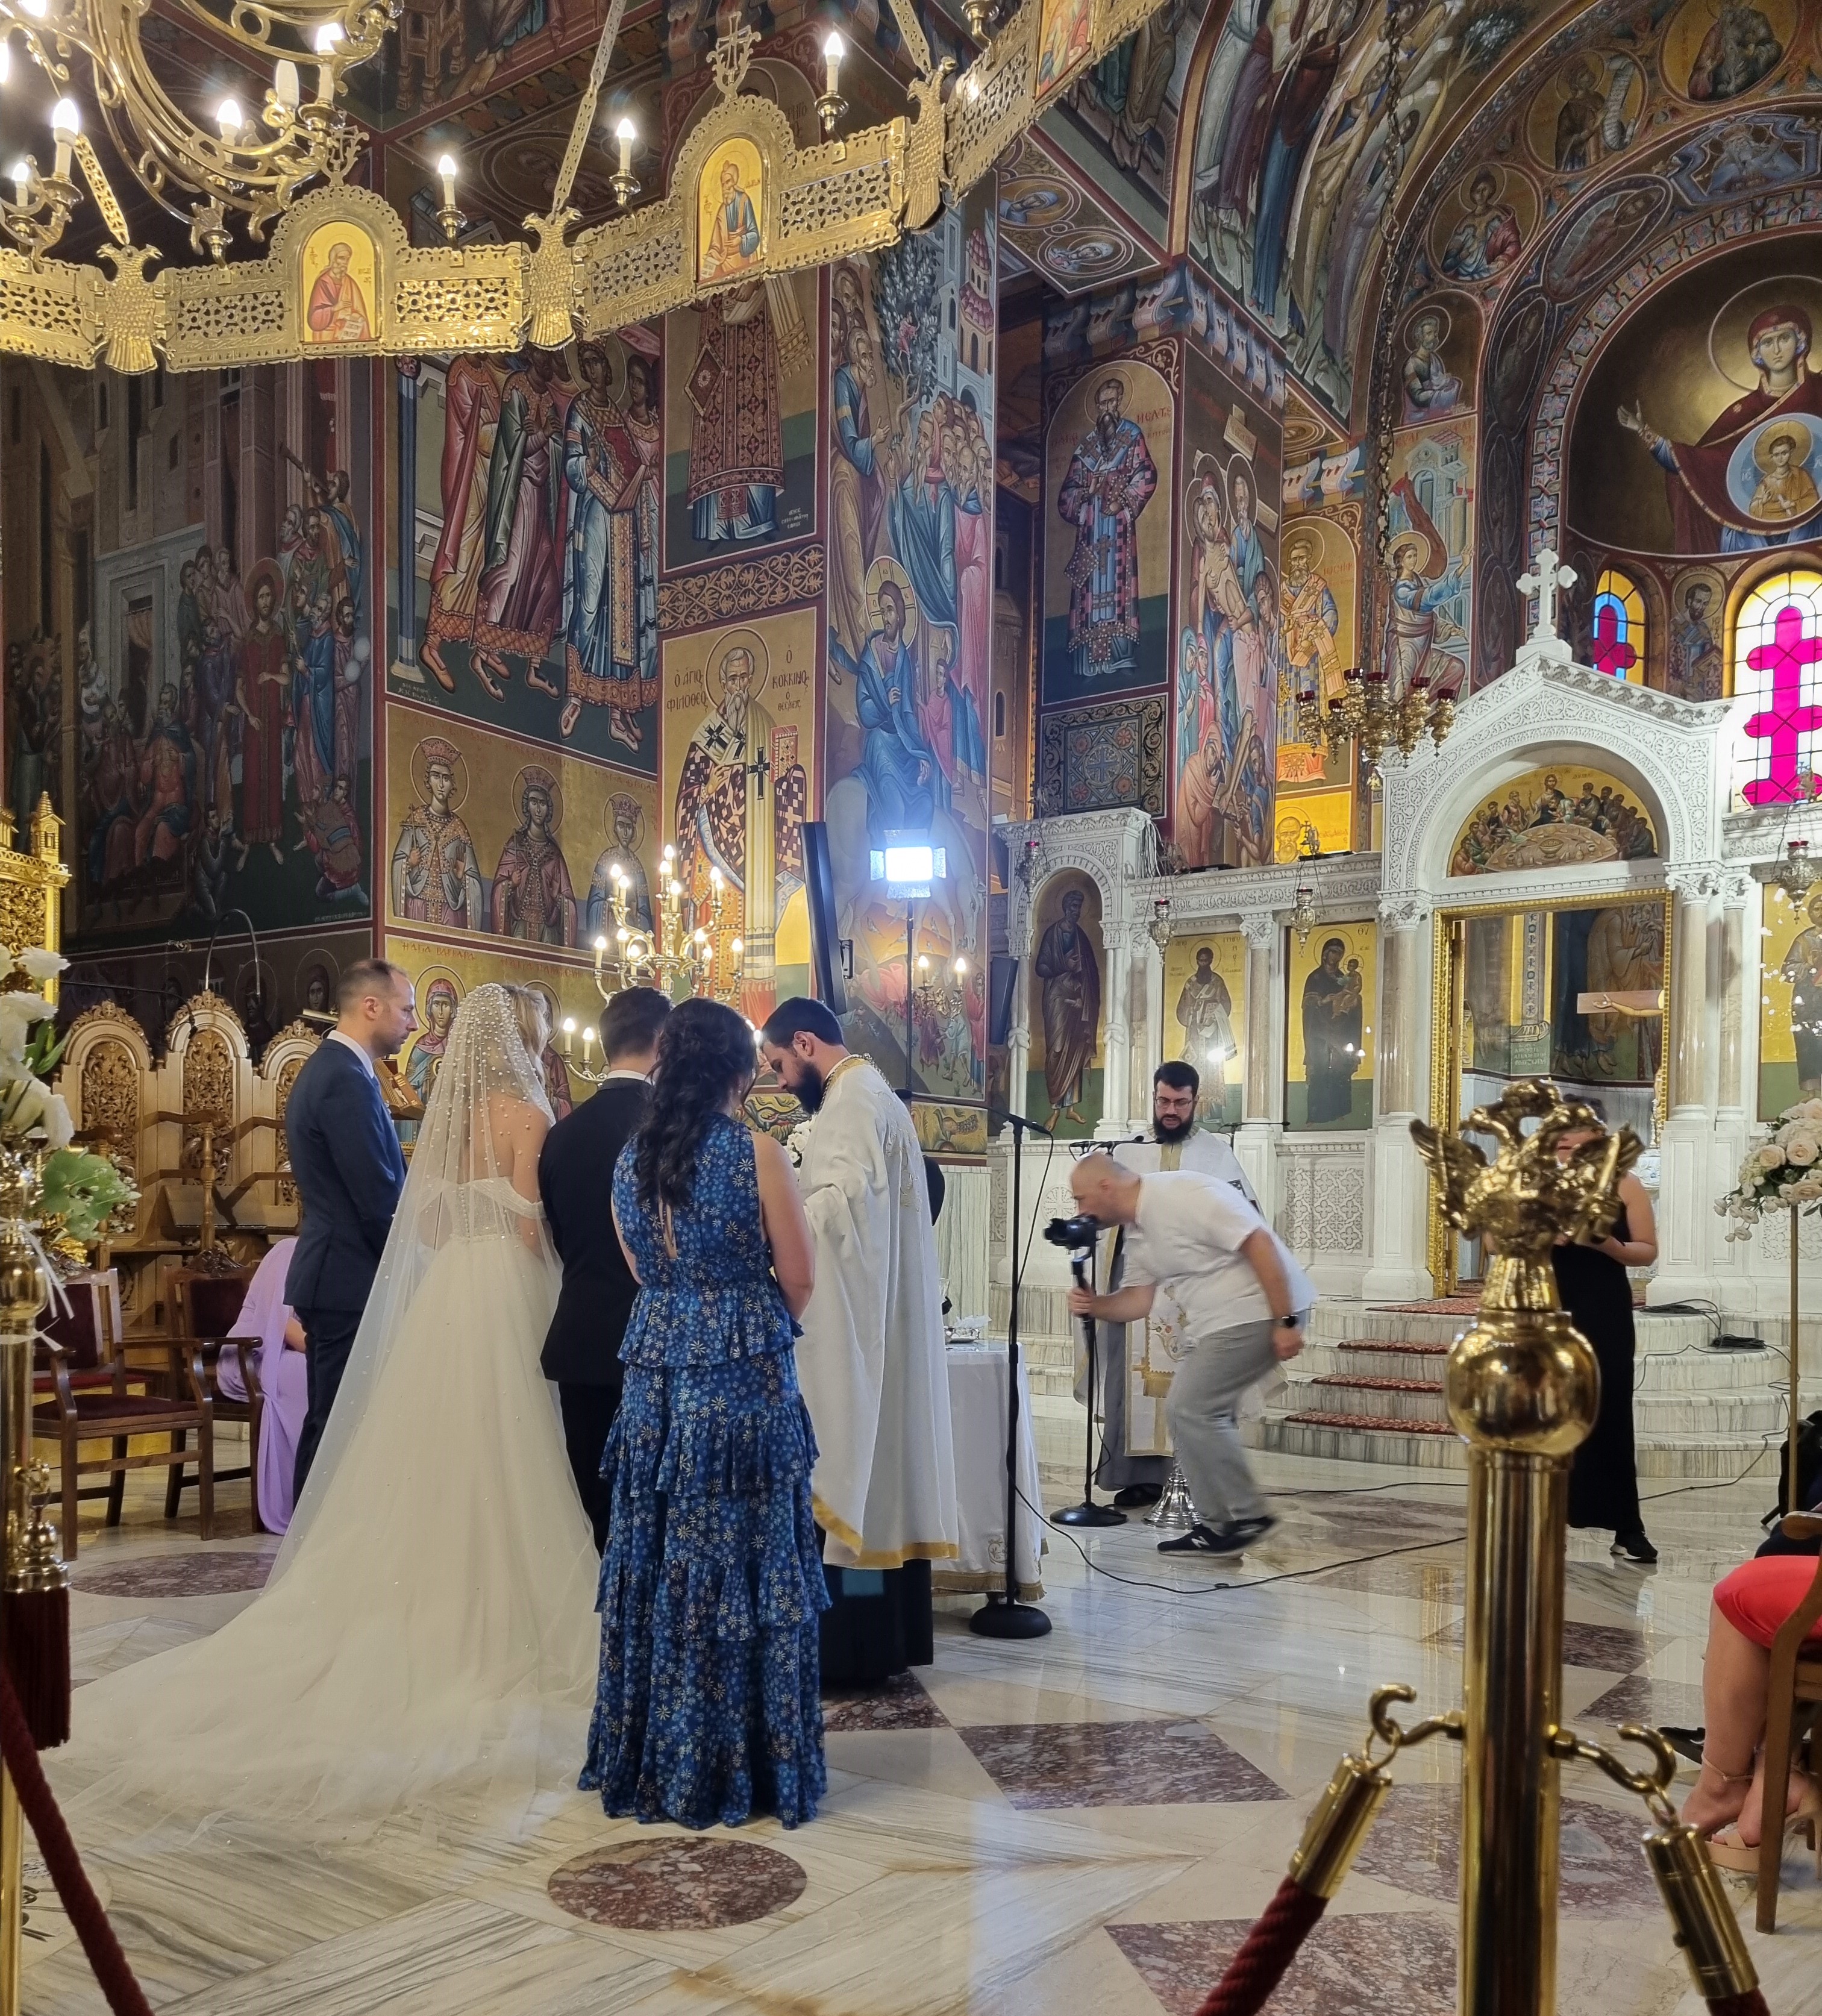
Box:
[580,1348,828,1829]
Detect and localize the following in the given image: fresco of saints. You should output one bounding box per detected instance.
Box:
[1036,0,1094,95]
[672,641,807,990]
[490,767,577,945]
[1186,474,1252,780]
[1385,535,1468,697]
[1302,935,1363,1125]
[1280,534,1343,712]
[234,568,289,864]
[1439,170,1521,283]
[585,794,651,939]
[831,577,948,839]
[307,241,371,343]
[1688,0,1783,101]
[701,160,761,283]
[1176,945,1236,1118]
[1618,305,1822,550]
[1401,311,1460,418]
[1057,375,1159,683]
[1667,579,1723,700]
[133,684,195,869]
[829,308,887,664]
[686,285,783,543]
[1034,886,1100,1127]
[476,350,566,697]
[1782,889,1822,1095]
[1748,421,1821,521]
[390,738,484,931]
[422,358,502,692]
[403,977,459,1142]
[561,343,659,750]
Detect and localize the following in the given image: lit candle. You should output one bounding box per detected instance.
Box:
[731,936,744,973]
[436,151,457,213]
[593,932,607,981]
[49,98,78,181]
[217,97,243,142]
[953,957,967,979]
[313,20,343,99]
[9,161,30,207]
[561,1015,576,1057]
[822,29,844,98]
[582,1028,595,1066]
[614,115,636,180]
[273,60,301,111]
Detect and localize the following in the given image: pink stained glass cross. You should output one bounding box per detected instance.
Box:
[1590,599,1637,680]
[1743,601,1822,806]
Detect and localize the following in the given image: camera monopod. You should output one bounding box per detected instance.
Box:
[1047,1205,1127,1530]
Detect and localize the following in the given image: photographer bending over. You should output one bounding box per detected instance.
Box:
[1066,1154,1314,1557]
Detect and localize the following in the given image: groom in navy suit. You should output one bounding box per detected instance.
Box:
[284,959,416,1499]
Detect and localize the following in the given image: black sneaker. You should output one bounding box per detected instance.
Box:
[1612,1529,1658,1564]
[1114,1485,1162,1508]
[1157,1523,1244,1556]
[1213,1514,1278,1551]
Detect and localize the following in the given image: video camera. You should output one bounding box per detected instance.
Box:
[1043,1212,1101,1254]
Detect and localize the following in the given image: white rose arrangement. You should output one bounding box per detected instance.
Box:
[1717,1097,1822,1238]
[784,1119,815,1171]
[0,948,137,1253]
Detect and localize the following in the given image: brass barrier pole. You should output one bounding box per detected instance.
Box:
[0,1180,49,2016]
[1447,1252,1596,2016]
[1417,1086,1635,2016]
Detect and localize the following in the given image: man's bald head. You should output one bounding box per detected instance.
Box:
[1069,1153,1141,1224]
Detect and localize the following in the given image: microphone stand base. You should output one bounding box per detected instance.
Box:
[968,1594,1053,1638]
[1051,1501,1127,1527]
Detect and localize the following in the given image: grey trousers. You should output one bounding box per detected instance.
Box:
[1164,1317,1282,1528]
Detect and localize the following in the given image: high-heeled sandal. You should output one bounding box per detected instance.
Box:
[1700,1758,1822,1874]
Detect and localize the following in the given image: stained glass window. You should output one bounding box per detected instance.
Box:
[1731,568,1822,806]
[1591,570,1644,682]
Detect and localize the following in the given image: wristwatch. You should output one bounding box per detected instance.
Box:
[1275,1312,1301,1329]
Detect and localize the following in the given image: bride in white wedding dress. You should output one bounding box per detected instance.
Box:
[52,982,599,1835]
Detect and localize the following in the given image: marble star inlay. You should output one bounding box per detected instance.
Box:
[546,1838,807,1930]
[957,1720,1288,1809]
[822,1671,948,1732]
[74,1551,278,1598]
[1109,1911,1457,2016]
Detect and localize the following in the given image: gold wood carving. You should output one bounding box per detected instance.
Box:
[0,0,1172,369]
[657,543,825,630]
[0,798,69,1000]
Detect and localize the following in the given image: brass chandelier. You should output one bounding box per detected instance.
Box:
[0,0,1178,373]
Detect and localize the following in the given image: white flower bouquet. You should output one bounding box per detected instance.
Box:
[0,948,137,1250]
[1717,1098,1822,1239]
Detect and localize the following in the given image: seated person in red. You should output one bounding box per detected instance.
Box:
[1681,1547,1821,1868]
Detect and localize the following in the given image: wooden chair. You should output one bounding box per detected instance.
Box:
[170,1266,264,1534]
[1755,1512,1822,1932]
[33,1276,215,1557]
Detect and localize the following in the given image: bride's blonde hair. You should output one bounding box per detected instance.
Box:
[503,985,551,1064]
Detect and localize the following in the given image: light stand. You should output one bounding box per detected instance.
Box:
[1051,1239,1125,1527]
[969,1104,1052,1639]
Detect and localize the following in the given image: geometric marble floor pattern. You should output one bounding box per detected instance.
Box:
[22,1451,1822,2016]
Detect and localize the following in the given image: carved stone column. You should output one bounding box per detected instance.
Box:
[1101,931,1132,1132]
[1653,868,1721,1306]
[1710,872,1753,1309]
[1236,913,1277,1216]
[1364,900,1433,1301]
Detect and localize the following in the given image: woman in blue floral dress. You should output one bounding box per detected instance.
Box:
[583,997,827,1828]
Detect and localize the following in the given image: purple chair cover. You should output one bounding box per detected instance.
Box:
[215,1238,306,1533]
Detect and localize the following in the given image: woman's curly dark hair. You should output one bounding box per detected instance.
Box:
[633,996,756,1213]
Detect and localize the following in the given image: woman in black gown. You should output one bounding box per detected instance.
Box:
[1552,1110,1659,1564]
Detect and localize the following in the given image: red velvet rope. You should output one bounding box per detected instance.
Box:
[1192,1875,1328,2016]
[0,1667,154,2016]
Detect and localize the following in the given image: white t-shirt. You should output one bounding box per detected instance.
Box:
[1121,1171,1316,1338]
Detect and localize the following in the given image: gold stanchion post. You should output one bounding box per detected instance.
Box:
[1791,1202,1803,1521]
[1415,1084,1638,2016]
[0,1164,51,2016]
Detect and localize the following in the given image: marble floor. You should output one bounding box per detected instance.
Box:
[19,1449,1822,2016]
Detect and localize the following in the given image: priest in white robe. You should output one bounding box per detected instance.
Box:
[759,997,959,1684]
[1097,1059,1257,1504]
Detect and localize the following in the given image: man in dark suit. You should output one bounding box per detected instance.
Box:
[284,958,415,1499]
[539,985,671,1549]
